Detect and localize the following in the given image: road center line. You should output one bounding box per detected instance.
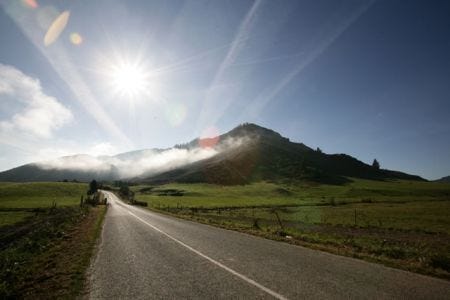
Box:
[126,209,288,300]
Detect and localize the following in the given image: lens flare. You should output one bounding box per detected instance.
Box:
[44,10,70,46]
[70,32,83,45]
[22,0,38,9]
[199,126,220,148]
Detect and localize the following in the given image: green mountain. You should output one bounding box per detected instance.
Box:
[141,123,424,185]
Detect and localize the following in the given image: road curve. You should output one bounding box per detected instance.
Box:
[88,191,450,299]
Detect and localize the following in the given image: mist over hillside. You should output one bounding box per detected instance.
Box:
[0,134,249,182]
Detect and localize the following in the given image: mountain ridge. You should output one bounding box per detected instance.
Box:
[0,123,425,184]
[141,123,424,185]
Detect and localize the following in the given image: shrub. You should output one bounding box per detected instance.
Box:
[329,197,336,206]
[252,218,261,230]
[430,254,450,272]
[383,246,406,259]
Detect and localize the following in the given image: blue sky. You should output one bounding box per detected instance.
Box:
[0,0,449,180]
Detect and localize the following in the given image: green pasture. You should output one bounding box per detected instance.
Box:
[134,178,450,209]
[0,182,87,226]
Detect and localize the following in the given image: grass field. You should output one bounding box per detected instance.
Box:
[133,179,450,208]
[0,182,87,228]
[0,182,87,210]
[133,178,450,279]
[0,181,105,298]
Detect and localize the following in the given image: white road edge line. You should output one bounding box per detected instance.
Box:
[126,209,289,300]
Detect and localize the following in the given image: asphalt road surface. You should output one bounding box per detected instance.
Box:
[88,191,450,299]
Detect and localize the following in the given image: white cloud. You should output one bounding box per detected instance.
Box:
[113,147,218,178]
[35,136,249,179]
[39,154,114,172]
[27,142,119,163]
[0,63,73,138]
[36,145,218,178]
[88,142,118,157]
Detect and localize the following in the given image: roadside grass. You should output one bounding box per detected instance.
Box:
[134,179,450,279]
[230,201,450,233]
[0,182,106,298]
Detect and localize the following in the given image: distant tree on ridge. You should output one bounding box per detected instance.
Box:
[372,159,380,170]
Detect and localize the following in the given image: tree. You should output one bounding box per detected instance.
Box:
[88,179,98,195]
[316,147,322,153]
[372,159,380,170]
[119,184,130,197]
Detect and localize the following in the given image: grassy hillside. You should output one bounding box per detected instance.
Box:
[133,179,450,279]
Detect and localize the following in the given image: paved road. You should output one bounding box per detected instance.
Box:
[88,191,450,299]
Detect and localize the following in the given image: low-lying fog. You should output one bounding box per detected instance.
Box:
[35,137,249,179]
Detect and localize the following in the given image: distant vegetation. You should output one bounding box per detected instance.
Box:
[133,178,450,279]
[88,179,98,195]
[114,181,147,206]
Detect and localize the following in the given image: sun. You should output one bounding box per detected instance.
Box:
[99,52,160,102]
[110,62,149,97]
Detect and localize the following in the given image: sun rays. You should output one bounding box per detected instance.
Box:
[110,62,149,98]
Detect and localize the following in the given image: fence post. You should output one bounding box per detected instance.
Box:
[274,210,284,230]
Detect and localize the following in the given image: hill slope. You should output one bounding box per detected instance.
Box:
[436,176,450,183]
[141,123,424,185]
